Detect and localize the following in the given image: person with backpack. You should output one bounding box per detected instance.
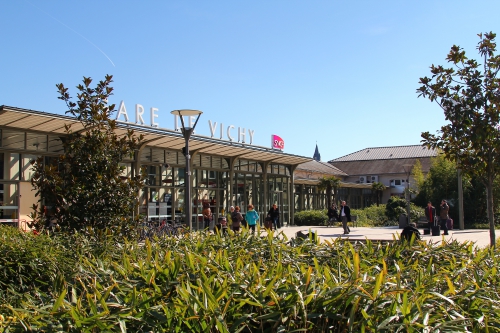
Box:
[245,204,260,234]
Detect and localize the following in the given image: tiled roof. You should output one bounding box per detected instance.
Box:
[329,145,437,162]
[296,160,348,176]
[330,158,433,176]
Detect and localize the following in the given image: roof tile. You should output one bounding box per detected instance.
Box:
[329,145,437,162]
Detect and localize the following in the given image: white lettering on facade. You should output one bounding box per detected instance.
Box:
[208,120,254,144]
[116,101,255,145]
[227,125,234,141]
[135,104,145,125]
[116,101,129,122]
[150,107,159,127]
[239,127,246,143]
[209,120,217,137]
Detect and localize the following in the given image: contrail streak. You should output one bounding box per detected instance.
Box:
[24,0,115,67]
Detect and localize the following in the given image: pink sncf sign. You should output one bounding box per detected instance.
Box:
[272,135,285,150]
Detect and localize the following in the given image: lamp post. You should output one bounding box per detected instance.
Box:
[402,163,413,226]
[170,109,203,230]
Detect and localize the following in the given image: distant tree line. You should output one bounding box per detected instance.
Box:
[412,154,500,225]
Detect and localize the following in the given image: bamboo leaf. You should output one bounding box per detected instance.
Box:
[51,288,67,313]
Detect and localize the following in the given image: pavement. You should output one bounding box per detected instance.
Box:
[269,225,495,249]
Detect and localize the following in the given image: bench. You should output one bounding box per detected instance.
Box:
[416,216,429,228]
[417,216,432,235]
[351,215,358,228]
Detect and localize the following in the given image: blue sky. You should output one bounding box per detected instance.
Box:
[2,1,500,160]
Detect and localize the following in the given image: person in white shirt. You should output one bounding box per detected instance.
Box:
[340,201,352,235]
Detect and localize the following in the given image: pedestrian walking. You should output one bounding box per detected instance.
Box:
[245,204,260,234]
[339,201,351,234]
[231,206,243,233]
[267,204,280,230]
[202,202,212,230]
[439,199,450,235]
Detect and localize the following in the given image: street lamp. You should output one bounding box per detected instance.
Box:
[170,109,203,230]
[402,163,413,226]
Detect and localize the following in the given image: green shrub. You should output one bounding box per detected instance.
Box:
[385,196,407,221]
[352,204,390,226]
[294,209,327,226]
[384,197,425,223]
[2,225,500,332]
[0,226,78,308]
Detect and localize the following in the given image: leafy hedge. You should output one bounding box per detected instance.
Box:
[351,204,390,227]
[294,210,327,226]
[294,205,392,227]
[1,225,500,332]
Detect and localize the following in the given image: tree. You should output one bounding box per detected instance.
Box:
[411,159,425,190]
[30,75,145,234]
[317,176,341,208]
[413,154,498,225]
[371,182,385,206]
[417,32,500,247]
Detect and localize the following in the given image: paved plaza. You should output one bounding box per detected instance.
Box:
[271,225,495,249]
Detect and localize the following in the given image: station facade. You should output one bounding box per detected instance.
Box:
[0,105,312,230]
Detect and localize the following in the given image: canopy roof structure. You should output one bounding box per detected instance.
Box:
[0,105,311,166]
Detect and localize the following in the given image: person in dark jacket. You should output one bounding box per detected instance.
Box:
[401,222,421,241]
[439,199,450,235]
[231,206,243,232]
[327,203,339,227]
[267,204,280,229]
[339,201,351,234]
[424,201,436,234]
[425,201,436,226]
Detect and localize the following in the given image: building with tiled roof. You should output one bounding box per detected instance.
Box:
[329,145,438,207]
[330,145,436,162]
[293,150,374,211]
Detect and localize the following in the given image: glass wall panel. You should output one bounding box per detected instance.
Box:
[236,160,248,172]
[200,154,211,168]
[0,153,3,180]
[212,156,228,169]
[150,148,165,163]
[119,162,133,179]
[7,154,21,181]
[192,154,201,168]
[166,150,179,165]
[1,130,24,149]
[48,135,64,153]
[22,154,38,181]
[0,181,18,224]
[140,148,152,163]
[139,166,185,222]
[26,133,47,152]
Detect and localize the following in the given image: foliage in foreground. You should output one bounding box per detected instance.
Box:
[1,225,499,332]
